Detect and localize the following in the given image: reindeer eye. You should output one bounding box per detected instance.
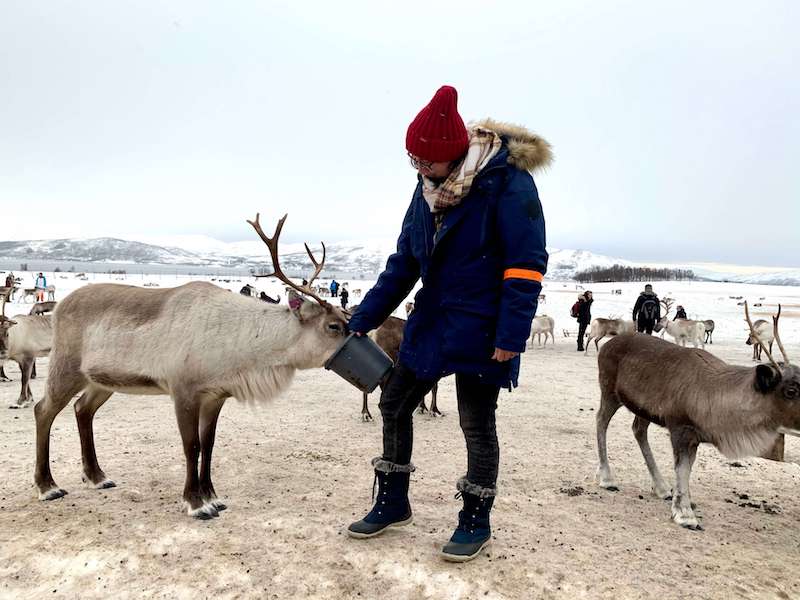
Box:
[328,323,342,331]
[785,385,800,400]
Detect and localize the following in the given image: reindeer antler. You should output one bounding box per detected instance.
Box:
[744,301,781,370]
[773,304,791,366]
[303,242,326,289]
[660,297,674,316]
[246,213,331,308]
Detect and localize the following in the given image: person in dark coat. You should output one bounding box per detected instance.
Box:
[4,272,13,288]
[329,279,339,297]
[339,286,349,310]
[632,284,661,334]
[346,86,550,562]
[576,291,593,351]
[673,305,687,320]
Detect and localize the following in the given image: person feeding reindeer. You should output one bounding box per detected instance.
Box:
[346,85,550,561]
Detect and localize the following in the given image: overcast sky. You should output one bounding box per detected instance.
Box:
[1,1,798,267]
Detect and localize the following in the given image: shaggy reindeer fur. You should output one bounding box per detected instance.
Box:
[34,282,348,519]
[596,333,800,530]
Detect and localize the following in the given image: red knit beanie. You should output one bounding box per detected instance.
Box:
[406,85,469,163]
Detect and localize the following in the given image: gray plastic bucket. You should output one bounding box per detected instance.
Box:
[324,333,393,393]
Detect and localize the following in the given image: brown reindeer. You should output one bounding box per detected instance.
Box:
[595,303,798,530]
[33,214,349,519]
[355,302,441,421]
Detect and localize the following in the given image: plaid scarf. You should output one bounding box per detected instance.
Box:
[421,126,502,214]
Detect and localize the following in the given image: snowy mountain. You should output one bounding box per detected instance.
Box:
[0,236,797,285]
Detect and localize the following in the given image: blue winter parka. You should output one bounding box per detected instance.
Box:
[348,120,550,389]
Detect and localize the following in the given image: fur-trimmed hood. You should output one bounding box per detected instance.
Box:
[474,118,553,173]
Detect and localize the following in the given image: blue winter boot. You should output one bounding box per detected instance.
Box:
[347,458,414,539]
[441,477,496,562]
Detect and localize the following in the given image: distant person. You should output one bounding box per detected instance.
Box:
[259,291,280,304]
[4,272,14,288]
[574,291,593,351]
[339,286,349,310]
[34,272,47,302]
[302,278,308,287]
[674,305,687,320]
[632,284,660,334]
[330,279,339,298]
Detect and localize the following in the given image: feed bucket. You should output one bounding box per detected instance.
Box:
[324,333,393,393]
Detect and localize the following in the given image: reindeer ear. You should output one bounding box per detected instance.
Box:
[287,290,324,322]
[755,364,781,394]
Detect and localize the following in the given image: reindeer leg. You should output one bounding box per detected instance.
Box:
[35,369,86,500]
[596,391,621,490]
[75,386,115,489]
[11,357,34,408]
[669,426,702,530]
[584,335,593,355]
[416,395,429,415]
[199,396,227,512]
[429,382,443,417]
[632,416,671,499]
[174,394,216,519]
[361,391,373,422]
[31,360,37,380]
[0,363,9,382]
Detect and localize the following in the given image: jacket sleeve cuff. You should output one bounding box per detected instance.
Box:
[493,338,527,353]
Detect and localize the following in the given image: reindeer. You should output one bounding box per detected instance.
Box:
[702,319,715,344]
[530,315,555,346]
[654,317,706,349]
[595,302,798,530]
[746,319,774,361]
[0,297,19,381]
[46,284,56,301]
[0,302,57,382]
[20,288,37,303]
[33,214,349,520]
[583,318,636,355]
[3,313,53,407]
[357,302,441,422]
[352,288,362,298]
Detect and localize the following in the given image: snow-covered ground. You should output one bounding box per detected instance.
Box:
[1,274,799,599]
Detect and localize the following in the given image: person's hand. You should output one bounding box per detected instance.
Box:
[491,348,519,362]
[352,331,365,337]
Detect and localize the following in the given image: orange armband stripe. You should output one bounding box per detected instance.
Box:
[503,268,543,282]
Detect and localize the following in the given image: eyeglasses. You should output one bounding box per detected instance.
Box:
[407,152,433,171]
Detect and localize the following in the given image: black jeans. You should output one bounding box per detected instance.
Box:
[577,321,589,348]
[379,363,501,488]
[637,318,654,335]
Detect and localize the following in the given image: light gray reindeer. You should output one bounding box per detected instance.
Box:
[595,302,798,530]
[34,214,349,520]
[583,318,635,355]
[3,313,53,407]
[746,318,774,361]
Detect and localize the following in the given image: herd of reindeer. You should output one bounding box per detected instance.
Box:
[0,213,797,530]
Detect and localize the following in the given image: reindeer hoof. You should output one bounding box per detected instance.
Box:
[600,484,619,492]
[189,503,219,520]
[0,376,11,382]
[679,521,703,531]
[40,488,68,501]
[431,411,445,418]
[97,479,116,489]
[210,499,227,511]
[361,414,373,423]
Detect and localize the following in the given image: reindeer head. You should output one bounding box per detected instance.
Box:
[247,213,348,368]
[744,303,800,425]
